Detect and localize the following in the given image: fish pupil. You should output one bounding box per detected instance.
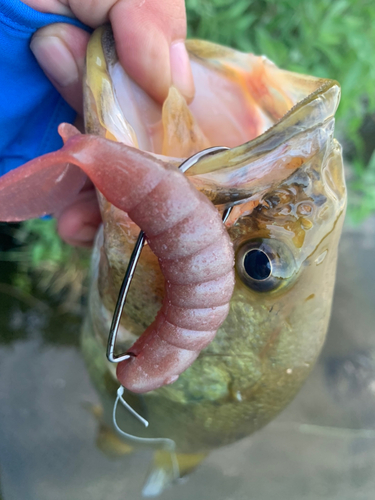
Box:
[244,249,271,281]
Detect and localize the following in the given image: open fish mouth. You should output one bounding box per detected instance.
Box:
[85,25,343,208]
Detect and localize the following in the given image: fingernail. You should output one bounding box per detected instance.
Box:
[170,41,195,102]
[30,35,79,87]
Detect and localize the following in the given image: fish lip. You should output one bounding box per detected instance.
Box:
[86,25,341,168]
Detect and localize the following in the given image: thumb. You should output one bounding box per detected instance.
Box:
[30,23,90,114]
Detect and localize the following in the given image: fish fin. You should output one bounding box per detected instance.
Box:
[82,401,134,457]
[82,401,104,420]
[96,424,134,457]
[142,450,207,497]
[142,450,179,498]
[173,451,208,476]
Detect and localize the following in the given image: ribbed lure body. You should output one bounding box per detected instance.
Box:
[0,124,234,392]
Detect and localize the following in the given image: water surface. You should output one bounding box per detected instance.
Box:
[1,221,375,500]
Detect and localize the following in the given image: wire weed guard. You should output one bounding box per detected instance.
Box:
[107,146,232,488]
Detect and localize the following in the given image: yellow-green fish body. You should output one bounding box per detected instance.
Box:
[81,25,346,487]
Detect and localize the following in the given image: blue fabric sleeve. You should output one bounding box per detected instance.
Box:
[0,0,91,176]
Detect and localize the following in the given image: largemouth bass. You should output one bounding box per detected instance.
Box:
[0,24,346,495]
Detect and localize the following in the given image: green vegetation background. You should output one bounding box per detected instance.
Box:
[186,0,375,221]
[1,0,374,299]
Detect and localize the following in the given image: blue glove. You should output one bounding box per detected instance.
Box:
[0,0,90,176]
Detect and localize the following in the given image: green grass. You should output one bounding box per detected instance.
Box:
[186,0,375,220]
[349,151,375,223]
[0,219,90,312]
[187,0,375,141]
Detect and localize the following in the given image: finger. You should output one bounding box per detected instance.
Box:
[30,23,90,114]
[29,1,194,105]
[63,0,194,103]
[110,0,194,103]
[57,187,102,247]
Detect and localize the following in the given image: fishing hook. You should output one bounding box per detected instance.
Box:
[106,146,232,363]
[108,146,232,472]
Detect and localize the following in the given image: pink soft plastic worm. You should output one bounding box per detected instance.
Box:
[0,124,235,393]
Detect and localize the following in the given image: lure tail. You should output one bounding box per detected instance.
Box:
[0,123,234,393]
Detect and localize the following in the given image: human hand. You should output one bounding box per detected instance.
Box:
[24,0,194,247]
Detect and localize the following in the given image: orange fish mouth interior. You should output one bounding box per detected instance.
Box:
[107,47,307,159]
[84,28,342,209]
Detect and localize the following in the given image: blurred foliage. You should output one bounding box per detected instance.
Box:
[349,151,375,223]
[186,0,375,220]
[0,219,90,314]
[186,0,374,140]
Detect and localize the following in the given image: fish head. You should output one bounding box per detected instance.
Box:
[85,25,346,332]
[82,25,346,447]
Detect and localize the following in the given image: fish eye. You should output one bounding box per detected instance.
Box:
[243,249,272,281]
[236,239,296,292]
